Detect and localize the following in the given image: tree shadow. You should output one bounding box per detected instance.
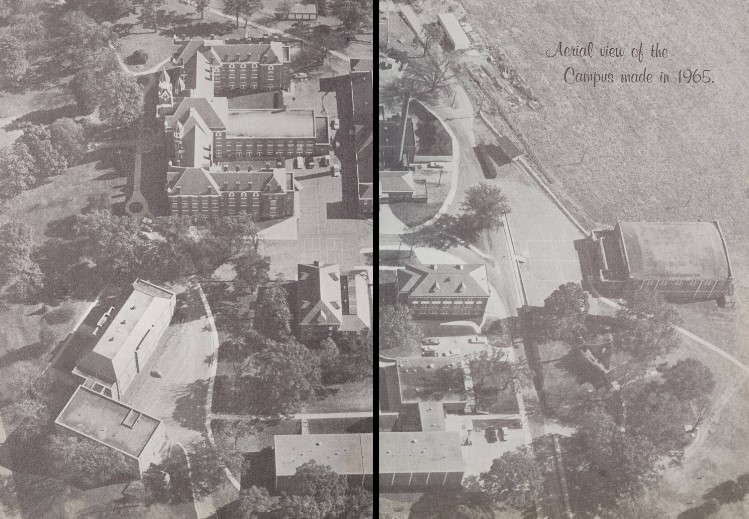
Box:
[4,104,80,131]
[402,214,475,251]
[171,379,208,431]
[0,341,47,368]
[170,20,236,38]
[240,447,274,490]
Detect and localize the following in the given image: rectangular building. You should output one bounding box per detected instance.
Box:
[173,39,291,95]
[287,3,318,20]
[295,262,372,342]
[379,431,465,490]
[395,263,490,319]
[588,221,733,302]
[55,386,166,477]
[274,433,373,490]
[73,280,175,400]
[320,60,373,217]
[167,167,295,220]
[437,13,471,50]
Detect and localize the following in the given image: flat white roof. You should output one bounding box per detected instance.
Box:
[438,13,471,50]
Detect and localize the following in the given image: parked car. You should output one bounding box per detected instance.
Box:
[331,118,340,130]
[422,337,441,346]
[294,156,304,169]
[468,336,487,344]
[442,349,461,357]
[319,156,330,167]
[421,346,438,357]
[305,156,315,168]
[485,427,498,443]
[331,164,341,177]
[292,72,308,80]
[428,161,446,169]
[276,160,284,168]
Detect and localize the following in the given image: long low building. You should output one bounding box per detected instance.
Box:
[379,431,465,490]
[438,13,471,50]
[55,386,166,477]
[274,433,373,490]
[73,280,176,400]
[588,221,733,302]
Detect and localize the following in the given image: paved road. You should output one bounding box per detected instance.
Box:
[122,284,220,518]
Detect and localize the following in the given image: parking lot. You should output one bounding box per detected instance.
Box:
[263,173,372,279]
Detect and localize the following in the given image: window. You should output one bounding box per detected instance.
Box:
[241,192,248,197]
[241,63,246,68]
[230,64,236,68]
[251,63,258,68]
[268,65,274,71]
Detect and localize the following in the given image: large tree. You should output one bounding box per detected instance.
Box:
[0,0,23,22]
[613,289,680,360]
[539,282,589,344]
[624,382,690,456]
[285,460,347,519]
[331,0,372,35]
[233,249,270,295]
[254,282,292,341]
[98,68,144,127]
[0,221,43,298]
[141,0,166,32]
[378,304,422,354]
[223,0,261,28]
[457,183,511,237]
[46,433,132,487]
[194,0,210,19]
[406,54,455,95]
[59,10,118,52]
[211,213,261,254]
[18,125,68,180]
[409,490,494,519]
[478,449,542,510]
[661,358,715,401]
[0,142,35,200]
[0,35,28,85]
[255,338,321,413]
[575,406,659,492]
[237,486,277,518]
[49,118,87,166]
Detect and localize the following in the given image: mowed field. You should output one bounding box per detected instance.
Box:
[450,0,749,513]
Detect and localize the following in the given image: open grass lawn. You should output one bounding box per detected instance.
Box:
[302,379,374,413]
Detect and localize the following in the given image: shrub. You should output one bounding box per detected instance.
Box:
[130,50,148,65]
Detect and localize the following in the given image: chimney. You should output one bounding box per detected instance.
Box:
[313,260,322,267]
[207,186,213,194]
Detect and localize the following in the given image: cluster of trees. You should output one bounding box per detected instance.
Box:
[66,0,134,22]
[235,461,372,519]
[223,0,261,28]
[0,120,86,201]
[0,221,43,299]
[378,304,422,355]
[534,284,718,513]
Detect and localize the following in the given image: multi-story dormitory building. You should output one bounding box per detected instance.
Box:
[157,39,332,220]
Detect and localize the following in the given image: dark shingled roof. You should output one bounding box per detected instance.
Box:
[397,264,490,299]
[166,98,227,130]
[617,221,731,280]
[497,135,522,160]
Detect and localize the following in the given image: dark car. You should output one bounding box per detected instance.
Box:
[305,156,315,169]
[485,427,498,443]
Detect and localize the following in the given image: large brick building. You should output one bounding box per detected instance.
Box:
[320,59,373,216]
[172,39,291,95]
[382,264,491,319]
[294,261,372,342]
[167,167,295,220]
[72,280,176,401]
[587,221,734,303]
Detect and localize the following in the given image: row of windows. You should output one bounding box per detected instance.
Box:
[410,300,485,305]
[214,64,274,70]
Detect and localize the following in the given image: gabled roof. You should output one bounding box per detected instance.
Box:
[297,262,343,327]
[183,50,215,99]
[167,168,221,196]
[397,264,490,299]
[166,97,228,130]
[379,171,414,194]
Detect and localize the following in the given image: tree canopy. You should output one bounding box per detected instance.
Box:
[0,221,43,299]
[457,183,511,238]
[662,358,715,401]
[478,449,541,510]
[49,118,87,166]
[0,35,28,85]
[254,282,292,341]
[539,282,589,344]
[46,433,132,487]
[255,338,322,413]
[378,304,422,354]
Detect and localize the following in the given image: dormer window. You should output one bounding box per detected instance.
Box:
[268,65,274,71]
[251,63,258,68]
[241,63,246,68]
[241,192,248,197]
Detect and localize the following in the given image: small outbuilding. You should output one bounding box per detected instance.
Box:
[437,13,471,50]
[287,3,317,20]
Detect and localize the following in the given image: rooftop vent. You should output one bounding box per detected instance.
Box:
[456,282,466,293]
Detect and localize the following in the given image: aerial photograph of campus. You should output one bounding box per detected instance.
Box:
[378,0,749,518]
[0,0,374,517]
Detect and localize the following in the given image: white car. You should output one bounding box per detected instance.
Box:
[468,336,487,344]
[442,349,462,357]
[292,72,308,80]
[428,162,446,169]
[331,118,340,130]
